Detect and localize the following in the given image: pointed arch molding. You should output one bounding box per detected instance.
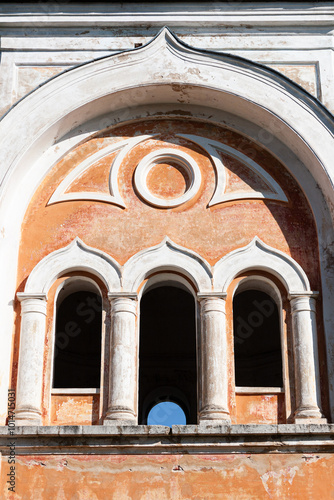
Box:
[48,133,288,208]
[122,237,213,292]
[24,238,122,294]
[1,27,334,420]
[22,236,310,297]
[214,237,310,293]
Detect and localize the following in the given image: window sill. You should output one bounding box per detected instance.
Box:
[51,388,100,395]
[235,387,284,394]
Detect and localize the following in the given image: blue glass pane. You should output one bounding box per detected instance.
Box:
[147,402,186,427]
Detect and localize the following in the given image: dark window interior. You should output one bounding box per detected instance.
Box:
[139,285,197,424]
[233,289,283,387]
[53,291,102,388]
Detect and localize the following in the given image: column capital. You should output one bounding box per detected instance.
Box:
[17,292,47,315]
[288,291,319,301]
[289,292,319,313]
[17,292,47,302]
[108,292,138,301]
[197,292,227,301]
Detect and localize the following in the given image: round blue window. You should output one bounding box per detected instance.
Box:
[147,402,186,427]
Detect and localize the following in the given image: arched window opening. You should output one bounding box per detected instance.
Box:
[233,289,283,388]
[147,401,187,427]
[139,285,197,424]
[53,290,102,388]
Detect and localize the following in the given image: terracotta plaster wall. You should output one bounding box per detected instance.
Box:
[1,452,334,499]
[17,119,322,281]
[14,118,329,422]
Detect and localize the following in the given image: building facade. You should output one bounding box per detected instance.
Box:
[1,2,334,498]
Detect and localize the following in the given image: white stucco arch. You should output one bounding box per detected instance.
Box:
[214,237,311,294]
[122,237,212,293]
[1,27,334,421]
[22,238,122,295]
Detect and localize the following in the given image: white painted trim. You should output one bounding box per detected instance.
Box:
[139,273,197,300]
[122,237,213,293]
[214,236,311,294]
[25,238,121,294]
[50,132,286,209]
[178,134,288,206]
[236,387,284,394]
[48,135,154,208]
[134,148,202,208]
[51,388,100,394]
[1,4,334,28]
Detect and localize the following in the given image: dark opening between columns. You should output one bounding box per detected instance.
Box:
[233,289,283,387]
[139,285,197,425]
[53,290,102,388]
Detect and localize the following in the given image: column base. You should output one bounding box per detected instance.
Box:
[103,419,137,426]
[199,405,231,424]
[294,406,326,424]
[103,406,137,425]
[294,417,327,424]
[15,408,42,426]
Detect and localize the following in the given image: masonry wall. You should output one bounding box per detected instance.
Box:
[13,118,328,426]
[1,4,334,499]
[1,448,334,499]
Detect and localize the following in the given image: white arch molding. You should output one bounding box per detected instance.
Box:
[214,237,311,294]
[23,238,121,295]
[1,27,334,421]
[122,237,212,293]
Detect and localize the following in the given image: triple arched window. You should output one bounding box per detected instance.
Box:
[15,238,325,426]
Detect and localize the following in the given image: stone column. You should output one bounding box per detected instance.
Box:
[290,292,326,423]
[104,293,138,424]
[198,293,230,423]
[16,293,47,426]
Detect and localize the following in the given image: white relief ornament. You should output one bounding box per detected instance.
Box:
[48,134,287,209]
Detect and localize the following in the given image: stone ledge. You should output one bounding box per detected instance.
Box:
[0,424,172,437]
[0,424,333,455]
[1,423,334,437]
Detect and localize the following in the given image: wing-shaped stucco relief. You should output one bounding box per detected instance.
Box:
[48,134,288,209]
[177,134,288,206]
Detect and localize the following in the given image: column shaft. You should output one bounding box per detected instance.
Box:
[199,296,230,423]
[16,294,47,425]
[290,294,325,423]
[104,295,138,424]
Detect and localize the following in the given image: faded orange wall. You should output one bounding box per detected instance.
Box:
[1,453,334,499]
[13,118,329,423]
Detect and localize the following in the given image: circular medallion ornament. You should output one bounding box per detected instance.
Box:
[134,148,202,208]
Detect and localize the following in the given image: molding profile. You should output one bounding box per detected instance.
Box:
[122,236,213,292]
[48,132,287,209]
[48,136,154,208]
[24,237,122,294]
[214,236,311,293]
[22,236,312,298]
[178,134,288,206]
[1,5,334,28]
[134,147,202,208]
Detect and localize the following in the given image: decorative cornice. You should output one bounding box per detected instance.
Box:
[1,4,334,28]
[0,424,334,455]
